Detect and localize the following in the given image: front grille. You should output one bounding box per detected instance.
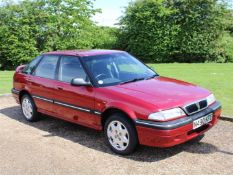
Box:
[199,100,207,108]
[184,99,208,115]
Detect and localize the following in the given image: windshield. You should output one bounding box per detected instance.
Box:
[81,52,158,87]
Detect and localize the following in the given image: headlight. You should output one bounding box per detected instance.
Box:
[206,94,216,106]
[148,108,186,121]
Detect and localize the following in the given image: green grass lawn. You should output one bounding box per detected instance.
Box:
[0,71,14,95]
[149,63,233,116]
[0,63,232,115]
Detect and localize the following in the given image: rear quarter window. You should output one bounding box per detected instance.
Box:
[22,56,42,74]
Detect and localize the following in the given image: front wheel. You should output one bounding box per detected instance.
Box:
[104,113,138,155]
[21,94,39,122]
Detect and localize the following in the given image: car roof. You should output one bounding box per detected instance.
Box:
[43,49,125,57]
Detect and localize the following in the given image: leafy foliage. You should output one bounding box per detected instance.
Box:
[218,32,233,62]
[117,0,228,62]
[0,0,117,70]
[0,0,233,69]
[91,26,119,49]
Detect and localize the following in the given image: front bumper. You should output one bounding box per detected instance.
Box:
[135,101,221,147]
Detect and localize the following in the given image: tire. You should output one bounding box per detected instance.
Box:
[104,113,138,155]
[21,94,39,122]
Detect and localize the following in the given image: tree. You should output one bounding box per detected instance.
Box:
[170,0,225,62]
[0,0,99,69]
[117,0,179,62]
[118,0,226,63]
[92,26,119,49]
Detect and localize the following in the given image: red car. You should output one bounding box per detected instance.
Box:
[12,50,221,155]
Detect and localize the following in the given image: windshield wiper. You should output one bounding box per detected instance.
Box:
[120,77,145,85]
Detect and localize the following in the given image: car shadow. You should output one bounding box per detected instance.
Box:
[0,105,232,162]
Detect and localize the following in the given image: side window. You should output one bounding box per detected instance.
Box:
[22,56,42,74]
[34,55,59,79]
[58,56,87,83]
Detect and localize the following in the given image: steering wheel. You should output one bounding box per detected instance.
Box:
[95,73,108,80]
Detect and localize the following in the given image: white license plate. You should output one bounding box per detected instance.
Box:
[193,113,213,130]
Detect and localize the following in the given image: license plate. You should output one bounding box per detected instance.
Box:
[193,113,213,130]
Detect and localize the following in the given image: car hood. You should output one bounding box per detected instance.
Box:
[108,76,211,110]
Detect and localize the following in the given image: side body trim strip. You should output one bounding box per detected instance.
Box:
[33,95,101,116]
[32,95,53,103]
[12,88,101,116]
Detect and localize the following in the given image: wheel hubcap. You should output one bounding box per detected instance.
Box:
[22,98,33,119]
[107,121,129,151]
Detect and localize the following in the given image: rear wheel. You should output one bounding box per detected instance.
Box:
[104,113,138,155]
[21,94,39,122]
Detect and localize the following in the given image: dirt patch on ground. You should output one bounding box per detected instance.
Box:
[0,96,232,175]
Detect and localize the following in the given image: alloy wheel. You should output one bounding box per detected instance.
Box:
[22,98,33,120]
[107,120,130,151]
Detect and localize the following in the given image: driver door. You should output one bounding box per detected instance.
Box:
[53,56,100,129]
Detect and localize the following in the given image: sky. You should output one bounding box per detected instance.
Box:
[92,0,133,27]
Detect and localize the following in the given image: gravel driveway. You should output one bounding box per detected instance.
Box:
[0,96,232,175]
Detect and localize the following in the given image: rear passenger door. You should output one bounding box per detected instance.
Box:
[30,55,59,113]
[52,56,99,129]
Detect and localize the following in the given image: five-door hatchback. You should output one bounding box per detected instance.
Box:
[12,50,221,155]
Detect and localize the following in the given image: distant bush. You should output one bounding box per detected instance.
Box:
[217,32,233,62]
[117,0,229,63]
[92,26,119,49]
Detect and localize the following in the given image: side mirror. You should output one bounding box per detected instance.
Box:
[71,78,91,86]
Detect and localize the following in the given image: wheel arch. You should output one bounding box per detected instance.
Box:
[101,106,137,130]
[19,90,32,103]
